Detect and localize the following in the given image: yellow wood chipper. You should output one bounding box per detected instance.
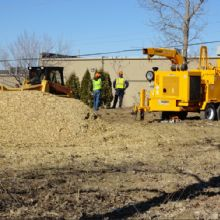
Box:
[134,46,220,121]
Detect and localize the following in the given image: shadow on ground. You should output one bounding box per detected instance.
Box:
[81,175,220,220]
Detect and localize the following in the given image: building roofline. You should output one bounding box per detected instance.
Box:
[41,56,220,62]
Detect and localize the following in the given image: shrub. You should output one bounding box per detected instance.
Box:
[80,69,93,107]
[99,70,113,108]
[66,72,80,99]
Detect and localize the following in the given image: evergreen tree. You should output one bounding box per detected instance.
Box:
[99,69,113,108]
[80,69,93,107]
[66,72,80,99]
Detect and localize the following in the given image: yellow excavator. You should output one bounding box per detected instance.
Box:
[0,66,73,97]
[134,46,220,121]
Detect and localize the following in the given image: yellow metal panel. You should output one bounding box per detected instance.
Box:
[139,89,146,108]
[217,59,220,69]
[147,70,204,112]
[41,80,49,92]
[149,99,181,111]
[163,76,179,96]
[207,76,220,101]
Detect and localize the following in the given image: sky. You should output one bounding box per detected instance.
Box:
[0,0,220,58]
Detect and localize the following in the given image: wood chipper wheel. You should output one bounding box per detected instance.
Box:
[216,104,220,121]
[201,103,217,120]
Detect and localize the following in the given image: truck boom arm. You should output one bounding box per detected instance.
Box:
[143,48,184,65]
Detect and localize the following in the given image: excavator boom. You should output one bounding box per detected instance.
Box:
[143,48,184,65]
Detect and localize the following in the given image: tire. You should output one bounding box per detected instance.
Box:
[216,105,220,121]
[181,63,188,71]
[202,104,217,120]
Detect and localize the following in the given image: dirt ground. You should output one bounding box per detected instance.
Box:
[0,92,219,220]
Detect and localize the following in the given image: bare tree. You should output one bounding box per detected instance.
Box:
[139,0,206,61]
[0,31,70,84]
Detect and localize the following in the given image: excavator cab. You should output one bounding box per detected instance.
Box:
[27,66,73,97]
[28,66,64,85]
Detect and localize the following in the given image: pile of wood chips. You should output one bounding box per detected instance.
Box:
[0,91,104,145]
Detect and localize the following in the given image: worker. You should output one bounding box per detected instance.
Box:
[92,71,102,112]
[112,71,129,108]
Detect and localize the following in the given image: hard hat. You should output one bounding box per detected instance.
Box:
[118,71,123,75]
[95,72,100,77]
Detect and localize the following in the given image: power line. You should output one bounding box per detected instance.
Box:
[79,48,142,57]
[0,40,220,63]
[79,40,220,57]
[168,40,220,48]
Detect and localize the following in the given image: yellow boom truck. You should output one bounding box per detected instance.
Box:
[134,46,220,121]
[0,66,73,97]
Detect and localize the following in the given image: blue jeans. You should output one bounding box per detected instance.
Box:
[93,90,101,111]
